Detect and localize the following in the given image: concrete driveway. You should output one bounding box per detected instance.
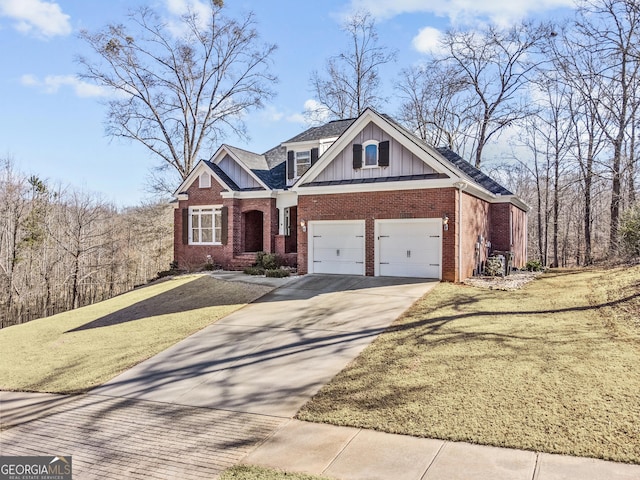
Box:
[91,274,436,416]
[1,275,435,479]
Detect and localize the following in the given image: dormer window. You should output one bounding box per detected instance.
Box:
[296,151,311,177]
[364,141,379,167]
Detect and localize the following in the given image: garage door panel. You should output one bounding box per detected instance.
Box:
[379,262,440,278]
[313,235,364,249]
[310,221,365,276]
[376,220,441,279]
[313,247,363,263]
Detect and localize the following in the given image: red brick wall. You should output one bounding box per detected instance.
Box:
[174,176,228,269]
[173,175,277,270]
[490,202,528,268]
[461,193,491,279]
[297,188,457,281]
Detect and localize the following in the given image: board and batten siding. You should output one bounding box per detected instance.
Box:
[218,155,263,189]
[313,121,436,183]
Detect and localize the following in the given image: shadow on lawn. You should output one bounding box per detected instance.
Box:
[67,276,243,332]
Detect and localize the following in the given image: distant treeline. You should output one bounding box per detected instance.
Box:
[0,159,173,328]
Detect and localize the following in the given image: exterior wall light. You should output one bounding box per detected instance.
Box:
[300,219,307,232]
[443,214,449,231]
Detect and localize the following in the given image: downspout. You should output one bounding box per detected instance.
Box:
[454,182,467,282]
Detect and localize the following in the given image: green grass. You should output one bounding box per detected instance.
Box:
[297,266,640,464]
[0,275,272,393]
[220,465,334,480]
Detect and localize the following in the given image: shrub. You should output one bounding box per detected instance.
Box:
[265,269,290,278]
[254,252,282,270]
[525,259,543,272]
[485,256,505,276]
[156,262,183,279]
[243,266,265,276]
[620,203,640,258]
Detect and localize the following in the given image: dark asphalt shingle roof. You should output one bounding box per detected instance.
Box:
[204,161,239,191]
[435,147,513,195]
[380,112,513,196]
[283,118,356,143]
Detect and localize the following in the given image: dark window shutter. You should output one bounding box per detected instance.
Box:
[287,150,295,179]
[182,208,189,245]
[311,147,319,166]
[353,144,362,169]
[220,206,228,245]
[379,141,390,167]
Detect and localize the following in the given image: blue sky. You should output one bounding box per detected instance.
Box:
[0,0,575,206]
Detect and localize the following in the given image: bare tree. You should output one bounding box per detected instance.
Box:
[308,11,396,121]
[396,61,476,155]
[571,0,640,253]
[78,0,277,192]
[438,21,552,168]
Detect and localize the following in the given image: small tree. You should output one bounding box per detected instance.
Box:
[78,0,277,193]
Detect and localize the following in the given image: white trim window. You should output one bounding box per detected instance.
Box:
[199,172,211,188]
[363,140,379,167]
[284,207,291,236]
[190,206,222,244]
[296,150,311,177]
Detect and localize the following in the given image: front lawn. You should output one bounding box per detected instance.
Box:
[221,465,333,480]
[297,266,640,464]
[0,275,272,393]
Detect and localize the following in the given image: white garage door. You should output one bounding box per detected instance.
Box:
[375,219,441,279]
[309,221,365,275]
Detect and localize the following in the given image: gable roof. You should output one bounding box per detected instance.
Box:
[293,108,514,199]
[175,109,517,202]
[173,159,236,196]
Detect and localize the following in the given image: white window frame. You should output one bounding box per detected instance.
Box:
[189,205,222,245]
[199,172,211,188]
[363,140,379,168]
[295,150,311,178]
[284,207,291,236]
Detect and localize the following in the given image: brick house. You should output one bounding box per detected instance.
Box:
[173,108,528,282]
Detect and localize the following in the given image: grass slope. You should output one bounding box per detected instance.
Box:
[0,275,272,393]
[297,266,640,464]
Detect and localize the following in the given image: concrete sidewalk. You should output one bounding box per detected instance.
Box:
[243,419,640,480]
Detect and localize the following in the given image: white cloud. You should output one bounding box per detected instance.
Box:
[348,0,575,25]
[412,27,447,55]
[21,74,111,97]
[166,0,210,17]
[165,0,211,36]
[260,105,285,122]
[286,112,306,124]
[0,0,71,38]
[299,99,331,124]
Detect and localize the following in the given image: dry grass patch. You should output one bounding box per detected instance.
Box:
[221,466,334,480]
[0,275,272,393]
[297,266,640,464]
